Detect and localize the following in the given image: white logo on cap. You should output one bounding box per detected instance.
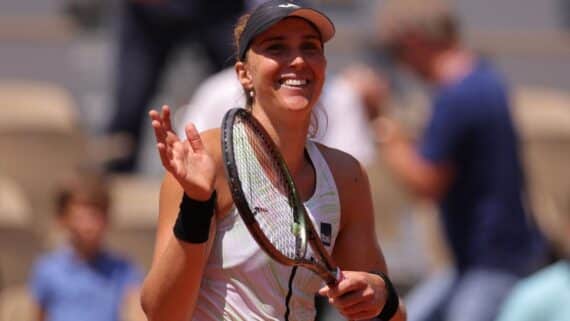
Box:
[278,3,300,9]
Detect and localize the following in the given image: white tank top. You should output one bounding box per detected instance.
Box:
[192,140,341,321]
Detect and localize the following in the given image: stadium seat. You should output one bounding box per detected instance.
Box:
[0,81,86,233]
[512,86,570,242]
[0,285,34,321]
[513,86,570,141]
[0,175,31,229]
[0,175,41,288]
[106,174,161,270]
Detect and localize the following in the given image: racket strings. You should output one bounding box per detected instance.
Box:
[233,119,304,260]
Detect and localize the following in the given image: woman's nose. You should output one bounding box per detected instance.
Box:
[289,52,306,68]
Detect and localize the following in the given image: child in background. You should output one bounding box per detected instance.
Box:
[29,170,143,321]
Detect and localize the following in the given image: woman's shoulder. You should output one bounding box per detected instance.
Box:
[312,142,373,229]
[312,141,367,187]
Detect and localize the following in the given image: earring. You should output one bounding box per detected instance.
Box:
[249,90,255,98]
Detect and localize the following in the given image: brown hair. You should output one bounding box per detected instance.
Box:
[234,13,252,63]
[55,169,111,217]
[233,13,255,108]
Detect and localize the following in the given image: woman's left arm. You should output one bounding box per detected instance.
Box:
[319,147,406,321]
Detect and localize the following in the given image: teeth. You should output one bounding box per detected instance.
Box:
[283,79,307,87]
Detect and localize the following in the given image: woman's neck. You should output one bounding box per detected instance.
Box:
[251,105,311,175]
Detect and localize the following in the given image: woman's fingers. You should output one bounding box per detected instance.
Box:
[150,111,166,142]
[161,105,174,132]
[319,271,384,320]
[150,107,213,191]
[164,131,178,148]
[150,108,177,169]
[156,142,172,169]
[330,291,378,320]
[322,274,364,299]
[151,119,171,168]
[150,106,177,143]
[185,123,204,153]
[329,289,369,309]
[151,120,166,144]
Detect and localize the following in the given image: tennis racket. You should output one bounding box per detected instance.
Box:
[221,108,341,286]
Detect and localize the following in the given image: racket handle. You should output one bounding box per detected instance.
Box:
[324,267,343,286]
[335,267,344,283]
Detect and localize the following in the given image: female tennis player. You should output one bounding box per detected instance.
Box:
[141,1,406,320]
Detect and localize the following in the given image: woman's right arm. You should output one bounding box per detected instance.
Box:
[140,106,218,321]
[140,173,214,321]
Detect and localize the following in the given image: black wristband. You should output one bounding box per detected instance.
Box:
[173,191,217,243]
[371,271,399,321]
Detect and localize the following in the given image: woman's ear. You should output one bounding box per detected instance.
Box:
[235,61,253,91]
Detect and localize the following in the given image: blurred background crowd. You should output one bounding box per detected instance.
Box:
[0,0,568,320]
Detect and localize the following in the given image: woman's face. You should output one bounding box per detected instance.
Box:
[240,17,327,113]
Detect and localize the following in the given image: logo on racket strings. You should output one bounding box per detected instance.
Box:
[253,206,268,215]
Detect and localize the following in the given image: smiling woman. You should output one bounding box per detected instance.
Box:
[140,1,406,321]
[237,17,326,114]
[235,17,326,127]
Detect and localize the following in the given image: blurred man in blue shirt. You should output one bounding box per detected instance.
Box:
[369,1,549,321]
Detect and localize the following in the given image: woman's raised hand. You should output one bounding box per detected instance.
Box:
[149,105,216,201]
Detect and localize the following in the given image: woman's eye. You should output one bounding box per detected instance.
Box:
[266,44,285,53]
[302,43,322,53]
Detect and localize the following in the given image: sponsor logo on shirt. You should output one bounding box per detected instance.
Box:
[320,222,332,246]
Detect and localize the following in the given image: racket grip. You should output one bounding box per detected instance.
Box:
[323,267,342,286]
[335,267,344,282]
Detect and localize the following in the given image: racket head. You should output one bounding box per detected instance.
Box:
[221,108,309,266]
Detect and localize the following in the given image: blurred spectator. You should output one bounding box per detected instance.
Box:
[561,0,570,29]
[173,68,242,135]
[107,0,246,172]
[367,1,549,321]
[495,253,569,321]
[495,195,570,321]
[63,0,108,31]
[28,170,143,321]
